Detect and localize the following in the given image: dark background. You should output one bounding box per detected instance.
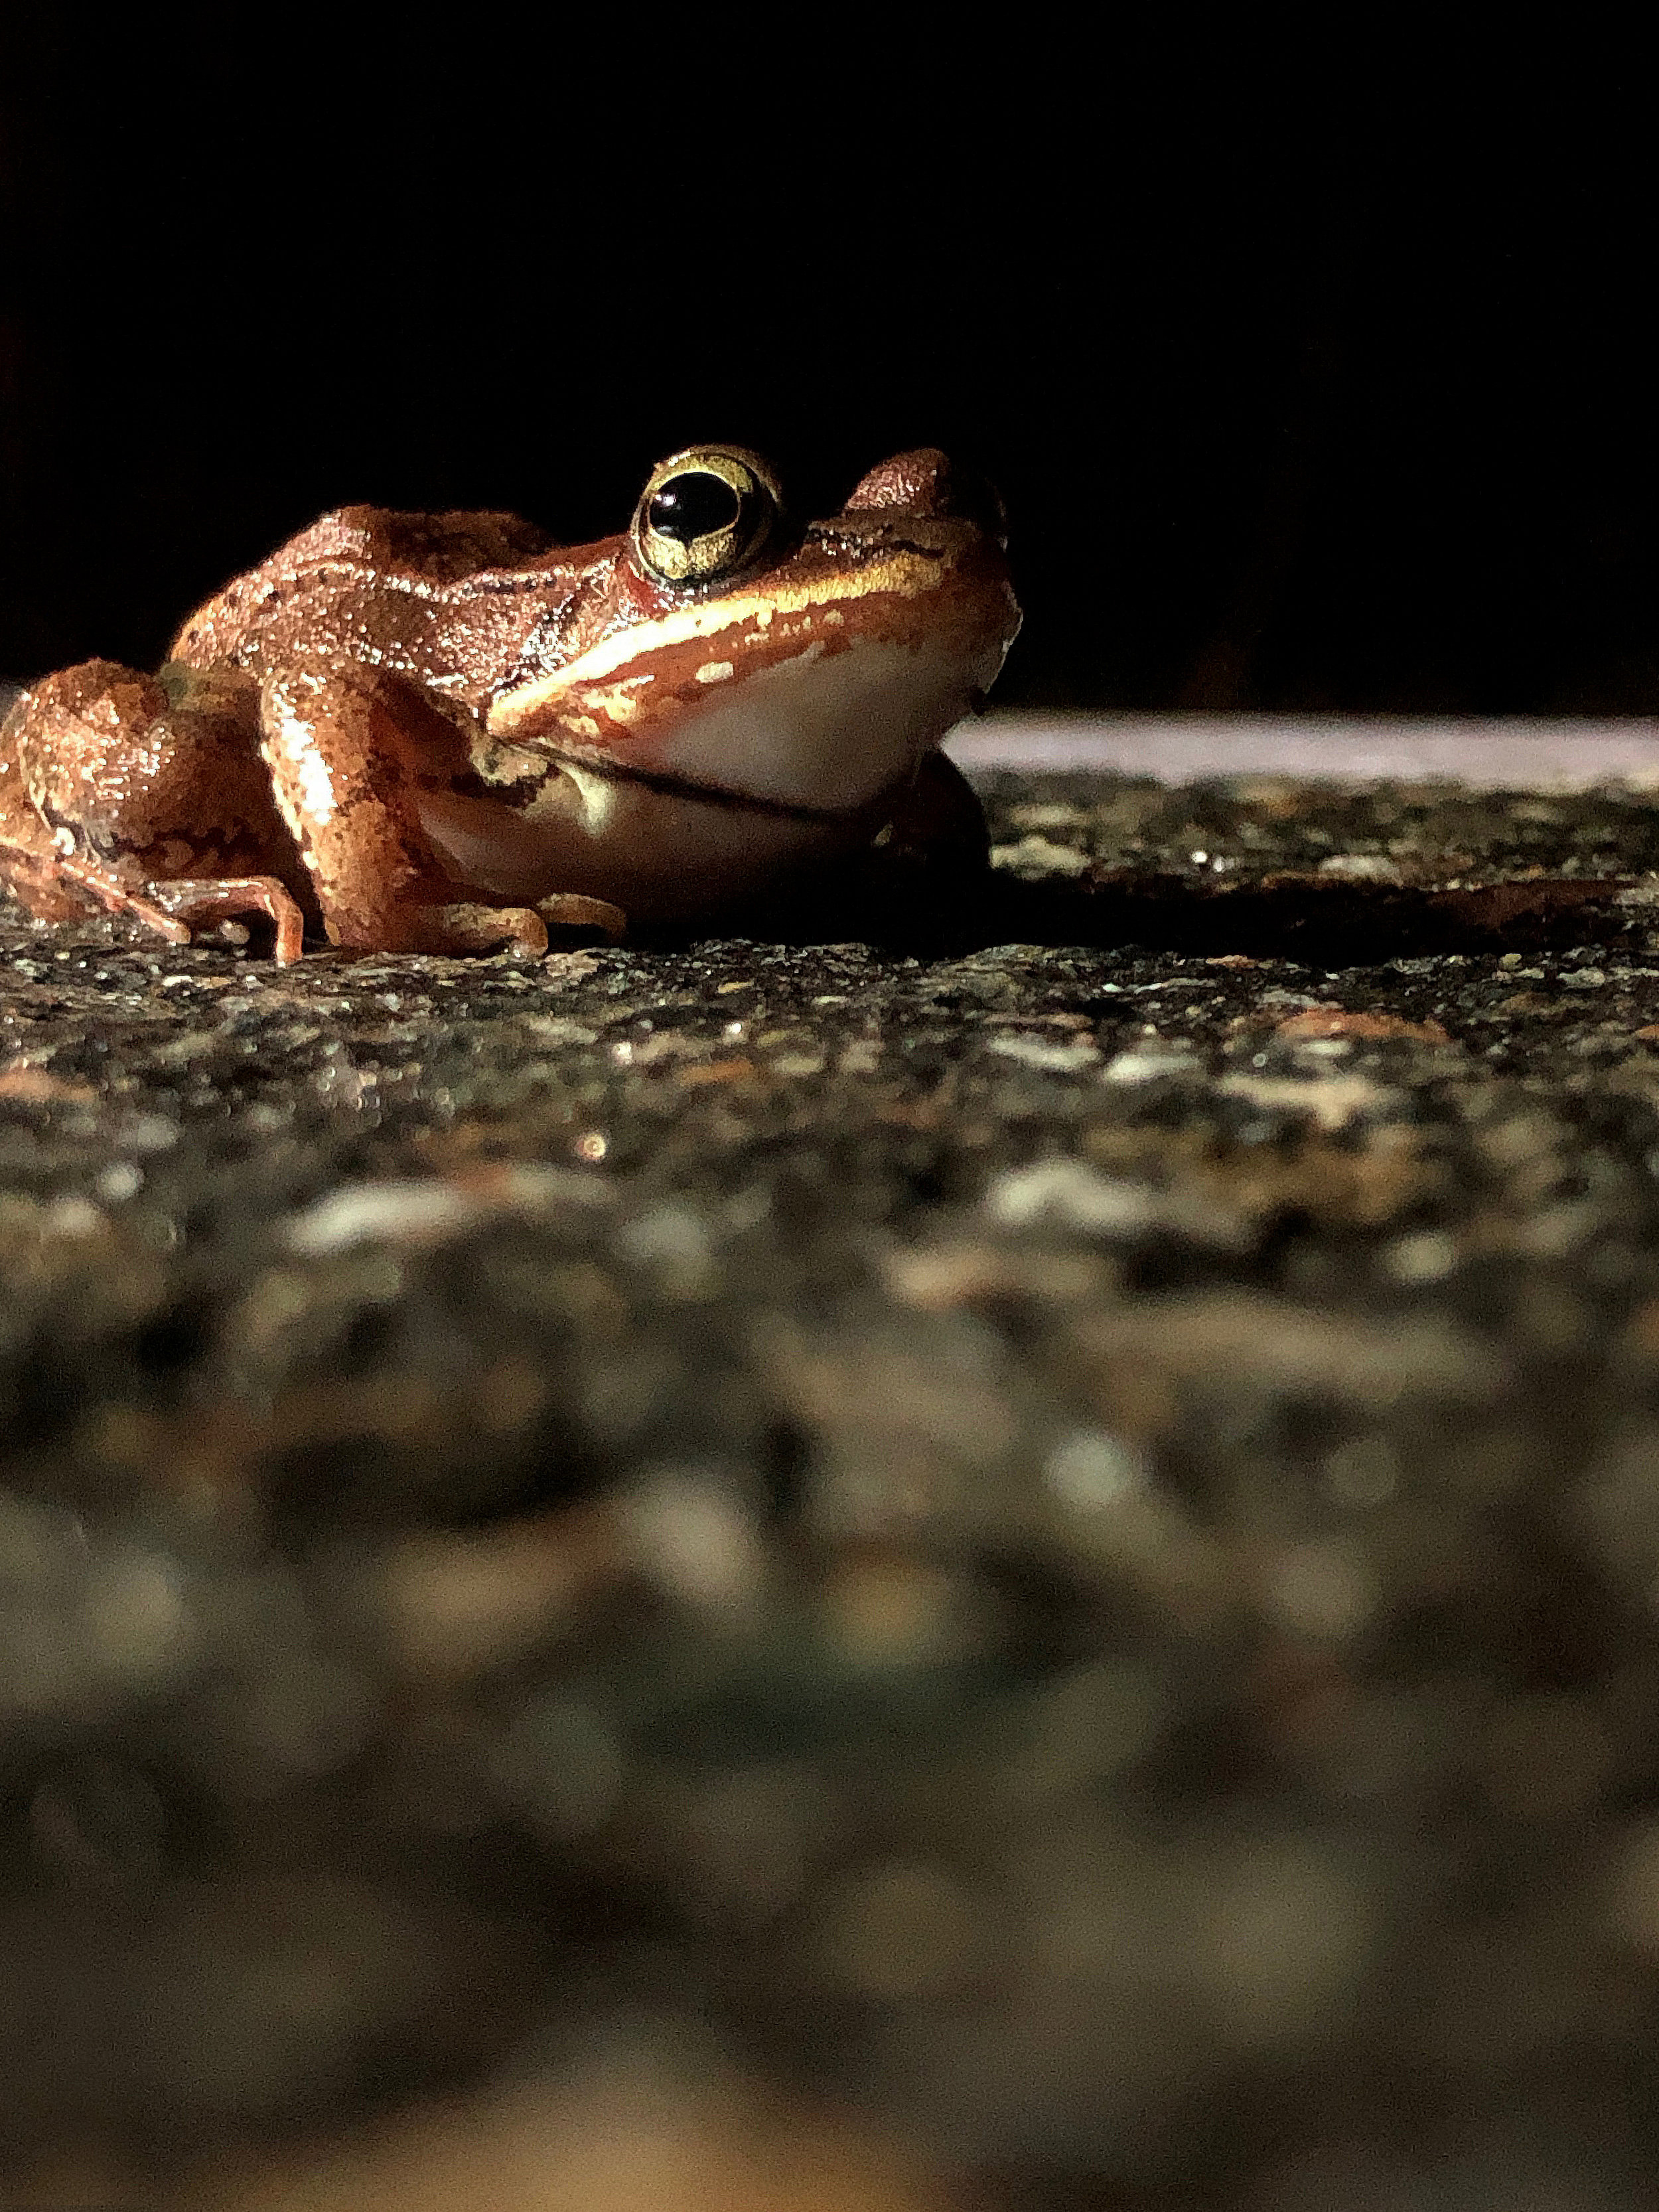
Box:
[0,27,1649,715]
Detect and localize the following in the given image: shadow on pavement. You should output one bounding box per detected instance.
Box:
[693,860,1644,967]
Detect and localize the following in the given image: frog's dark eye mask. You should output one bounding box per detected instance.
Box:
[632,446,784,587]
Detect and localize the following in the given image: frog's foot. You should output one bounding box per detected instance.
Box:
[536,893,628,942]
[60,857,309,963]
[144,877,310,964]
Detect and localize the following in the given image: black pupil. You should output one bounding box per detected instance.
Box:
[648,473,744,546]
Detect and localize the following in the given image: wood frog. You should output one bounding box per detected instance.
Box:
[0,447,1020,960]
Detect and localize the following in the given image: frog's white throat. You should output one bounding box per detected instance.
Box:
[521,632,992,812]
[659,634,987,807]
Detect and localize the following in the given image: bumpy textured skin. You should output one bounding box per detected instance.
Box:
[0,452,1019,960]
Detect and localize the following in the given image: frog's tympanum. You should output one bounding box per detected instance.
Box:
[0,449,1020,960]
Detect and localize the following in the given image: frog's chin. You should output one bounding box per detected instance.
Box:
[529,634,998,813]
[656,634,991,808]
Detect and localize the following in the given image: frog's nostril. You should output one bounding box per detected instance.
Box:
[934,460,1008,548]
[843,450,1008,546]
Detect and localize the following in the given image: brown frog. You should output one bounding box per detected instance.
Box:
[0,447,1021,960]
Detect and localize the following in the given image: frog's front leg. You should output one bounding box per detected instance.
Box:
[875,748,991,868]
[259,668,607,955]
[0,662,314,959]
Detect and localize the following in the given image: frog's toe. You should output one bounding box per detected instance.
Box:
[536,893,628,942]
[417,903,551,956]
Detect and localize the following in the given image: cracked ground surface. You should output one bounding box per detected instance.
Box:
[7,765,1659,2205]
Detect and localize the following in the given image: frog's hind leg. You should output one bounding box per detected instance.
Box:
[1,660,315,961]
[0,686,108,922]
[0,766,91,924]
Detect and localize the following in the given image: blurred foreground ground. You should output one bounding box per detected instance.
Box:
[6,722,1659,2205]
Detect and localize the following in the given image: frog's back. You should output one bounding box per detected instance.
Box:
[168,506,569,694]
[278,507,557,581]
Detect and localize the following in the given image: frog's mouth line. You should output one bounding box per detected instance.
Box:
[541,746,882,828]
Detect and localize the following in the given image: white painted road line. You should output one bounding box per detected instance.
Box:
[946,713,1659,789]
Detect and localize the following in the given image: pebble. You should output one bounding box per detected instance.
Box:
[283,1179,486,1254]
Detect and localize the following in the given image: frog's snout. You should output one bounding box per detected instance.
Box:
[842,449,1009,549]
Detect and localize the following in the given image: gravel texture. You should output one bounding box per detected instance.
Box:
[7,765,1659,2204]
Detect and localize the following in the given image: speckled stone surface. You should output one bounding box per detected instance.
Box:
[9,769,1659,2205]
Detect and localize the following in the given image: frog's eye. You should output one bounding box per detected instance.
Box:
[632,447,782,587]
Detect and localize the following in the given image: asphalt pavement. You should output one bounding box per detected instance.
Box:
[5,741,1659,2205]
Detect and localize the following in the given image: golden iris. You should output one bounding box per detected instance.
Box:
[632,447,782,586]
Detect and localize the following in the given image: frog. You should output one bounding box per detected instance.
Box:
[0,446,1021,962]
